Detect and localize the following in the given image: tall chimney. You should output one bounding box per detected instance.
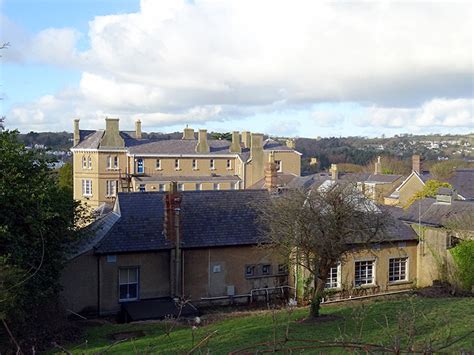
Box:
[242,131,251,149]
[164,181,182,297]
[229,131,241,153]
[264,151,278,192]
[249,133,265,186]
[412,154,422,174]
[374,156,382,175]
[330,164,338,181]
[195,129,210,153]
[182,125,195,140]
[73,118,80,147]
[100,117,125,148]
[135,119,142,139]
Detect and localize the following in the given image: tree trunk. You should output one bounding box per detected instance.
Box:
[309,276,326,318]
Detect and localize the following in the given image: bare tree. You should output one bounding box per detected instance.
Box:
[255,182,392,318]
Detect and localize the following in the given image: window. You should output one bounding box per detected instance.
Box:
[325,264,341,289]
[389,257,408,282]
[82,156,87,169]
[195,183,202,191]
[277,264,288,275]
[137,158,144,174]
[107,155,118,169]
[192,159,198,170]
[82,179,92,196]
[226,159,232,169]
[156,159,161,170]
[158,184,165,192]
[213,183,220,190]
[139,184,146,192]
[88,156,92,169]
[212,265,221,273]
[107,255,117,263]
[232,182,239,190]
[119,267,139,301]
[106,180,118,197]
[245,265,255,277]
[178,183,184,191]
[275,160,282,172]
[355,260,374,287]
[113,156,118,169]
[210,159,215,170]
[261,264,272,275]
[175,159,180,170]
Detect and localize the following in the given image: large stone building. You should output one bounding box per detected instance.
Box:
[71,118,301,208]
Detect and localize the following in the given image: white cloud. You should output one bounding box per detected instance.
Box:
[359,98,474,130]
[311,111,345,127]
[4,0,474,133]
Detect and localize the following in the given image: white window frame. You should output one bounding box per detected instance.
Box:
[210,159,215,170]
[354,260,375,287]
[275,160,282,172]
[156,159,162,170]
[113,156,119,169]
[192,159,198,170]
[106,180,118,197]
[175,159,180,170]
[325,263,341,289]
[388,257,408,283]
[136,158,144,174]
[119,267,139,302]
[82,179,92,196]
[232,182,239,190]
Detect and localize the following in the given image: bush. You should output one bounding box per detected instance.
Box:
[450,240,474,291]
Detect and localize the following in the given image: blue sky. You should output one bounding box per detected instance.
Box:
[1,0,472,137]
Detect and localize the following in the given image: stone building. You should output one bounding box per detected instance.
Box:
[71,118,301,208]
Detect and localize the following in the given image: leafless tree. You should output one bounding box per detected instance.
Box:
[255,182,392,318]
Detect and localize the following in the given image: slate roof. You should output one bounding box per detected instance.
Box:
[399,197,474,227]
[73,130,295,160]
[91,189,417,254]
[365,174,403,184]
[249,173,298,189]
[415,169,474,200]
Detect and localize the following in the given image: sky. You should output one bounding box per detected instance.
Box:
[1,0,473,138]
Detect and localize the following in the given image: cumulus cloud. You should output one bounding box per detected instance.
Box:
[3,0,474,133]
[358,98,474,131]
[312,111,345,127]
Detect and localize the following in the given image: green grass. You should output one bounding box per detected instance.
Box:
[59,296,474,354]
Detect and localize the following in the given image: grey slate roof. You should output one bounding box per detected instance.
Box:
[400,198,474,227]
[365,174,403,183]
[417,169,474,199]
[92,189,417,254]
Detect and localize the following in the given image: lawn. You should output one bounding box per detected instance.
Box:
[57,295,473,354]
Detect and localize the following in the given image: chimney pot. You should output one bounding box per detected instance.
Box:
[182,126,195,140]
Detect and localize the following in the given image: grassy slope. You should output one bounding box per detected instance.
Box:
[63,296,473,354]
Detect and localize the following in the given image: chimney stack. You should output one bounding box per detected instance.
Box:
[100,117,125,148]
[374,156,382,175]
[135,119,142,139]
[182,125,195,140]
[242,131,251,149]
[229,131,241,153]
[264,151,278,192]
[195,129,210,153]
[164,181,183,297]
[73,118,80,147]
[412,154,422,174]
[330,164,338,181]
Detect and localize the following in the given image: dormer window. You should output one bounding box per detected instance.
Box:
[210,159,215,170]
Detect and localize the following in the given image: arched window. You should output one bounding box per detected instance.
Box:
[88,156,92,169]
[82,156,87,169]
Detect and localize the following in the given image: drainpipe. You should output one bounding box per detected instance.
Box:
[175,207,181,297]
[97,256,101,316]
